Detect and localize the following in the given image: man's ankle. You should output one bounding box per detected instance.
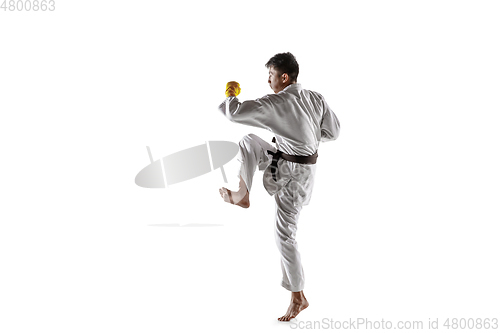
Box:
[292,291,306,300]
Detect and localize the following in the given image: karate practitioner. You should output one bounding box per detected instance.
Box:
[218,52,340,321]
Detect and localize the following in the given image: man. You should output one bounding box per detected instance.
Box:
[218,52,340,321]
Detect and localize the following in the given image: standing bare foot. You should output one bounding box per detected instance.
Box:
[219,175,250,208]
[278,291,309,322]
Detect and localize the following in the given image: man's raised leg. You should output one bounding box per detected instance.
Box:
[219,133,274,208]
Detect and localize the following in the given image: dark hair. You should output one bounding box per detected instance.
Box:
[265,52,299,83]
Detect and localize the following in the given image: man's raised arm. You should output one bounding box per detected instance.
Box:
[218,81,276,130]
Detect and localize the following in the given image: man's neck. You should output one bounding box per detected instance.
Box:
[282,82,297,90]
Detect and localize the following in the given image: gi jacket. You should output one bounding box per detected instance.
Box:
[219,83,340,206]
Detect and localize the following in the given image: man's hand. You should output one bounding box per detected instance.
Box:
[225,81,241,97]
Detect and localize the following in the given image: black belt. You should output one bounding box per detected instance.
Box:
[266,137,318,181]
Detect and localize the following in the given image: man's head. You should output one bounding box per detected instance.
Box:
[265,52,299,93]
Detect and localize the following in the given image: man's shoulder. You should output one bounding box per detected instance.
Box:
[254,84,325,104]
[255,92,287,105]
[301,87,324,99]
[299,88,326,105]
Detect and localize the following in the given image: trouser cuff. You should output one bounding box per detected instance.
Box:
[281,280,304,292]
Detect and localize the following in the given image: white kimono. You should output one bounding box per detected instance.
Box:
[218,83,340,292]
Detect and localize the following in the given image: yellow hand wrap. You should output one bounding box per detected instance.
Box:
[225,81,241,97]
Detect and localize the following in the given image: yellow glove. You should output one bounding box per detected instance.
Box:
[225,81,241,97]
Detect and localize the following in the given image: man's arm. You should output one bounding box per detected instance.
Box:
[218,95,277,130]
[320,96,340,142]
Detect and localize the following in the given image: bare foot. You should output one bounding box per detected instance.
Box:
[219,187,250,208]
[218,176,250,209]
[278,291,309,322]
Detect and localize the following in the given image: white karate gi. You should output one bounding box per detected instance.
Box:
[218,83,340,292]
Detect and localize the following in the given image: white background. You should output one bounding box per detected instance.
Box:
[1,0,499,332]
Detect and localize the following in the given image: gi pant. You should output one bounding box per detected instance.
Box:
[237,134,316,292]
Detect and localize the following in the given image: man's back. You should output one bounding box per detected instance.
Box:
[219,83,340,155]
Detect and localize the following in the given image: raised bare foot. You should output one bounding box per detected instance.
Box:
[219,187,250,208]
[278,292,309,322]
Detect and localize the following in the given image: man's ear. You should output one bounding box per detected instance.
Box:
[281,73,289,83]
